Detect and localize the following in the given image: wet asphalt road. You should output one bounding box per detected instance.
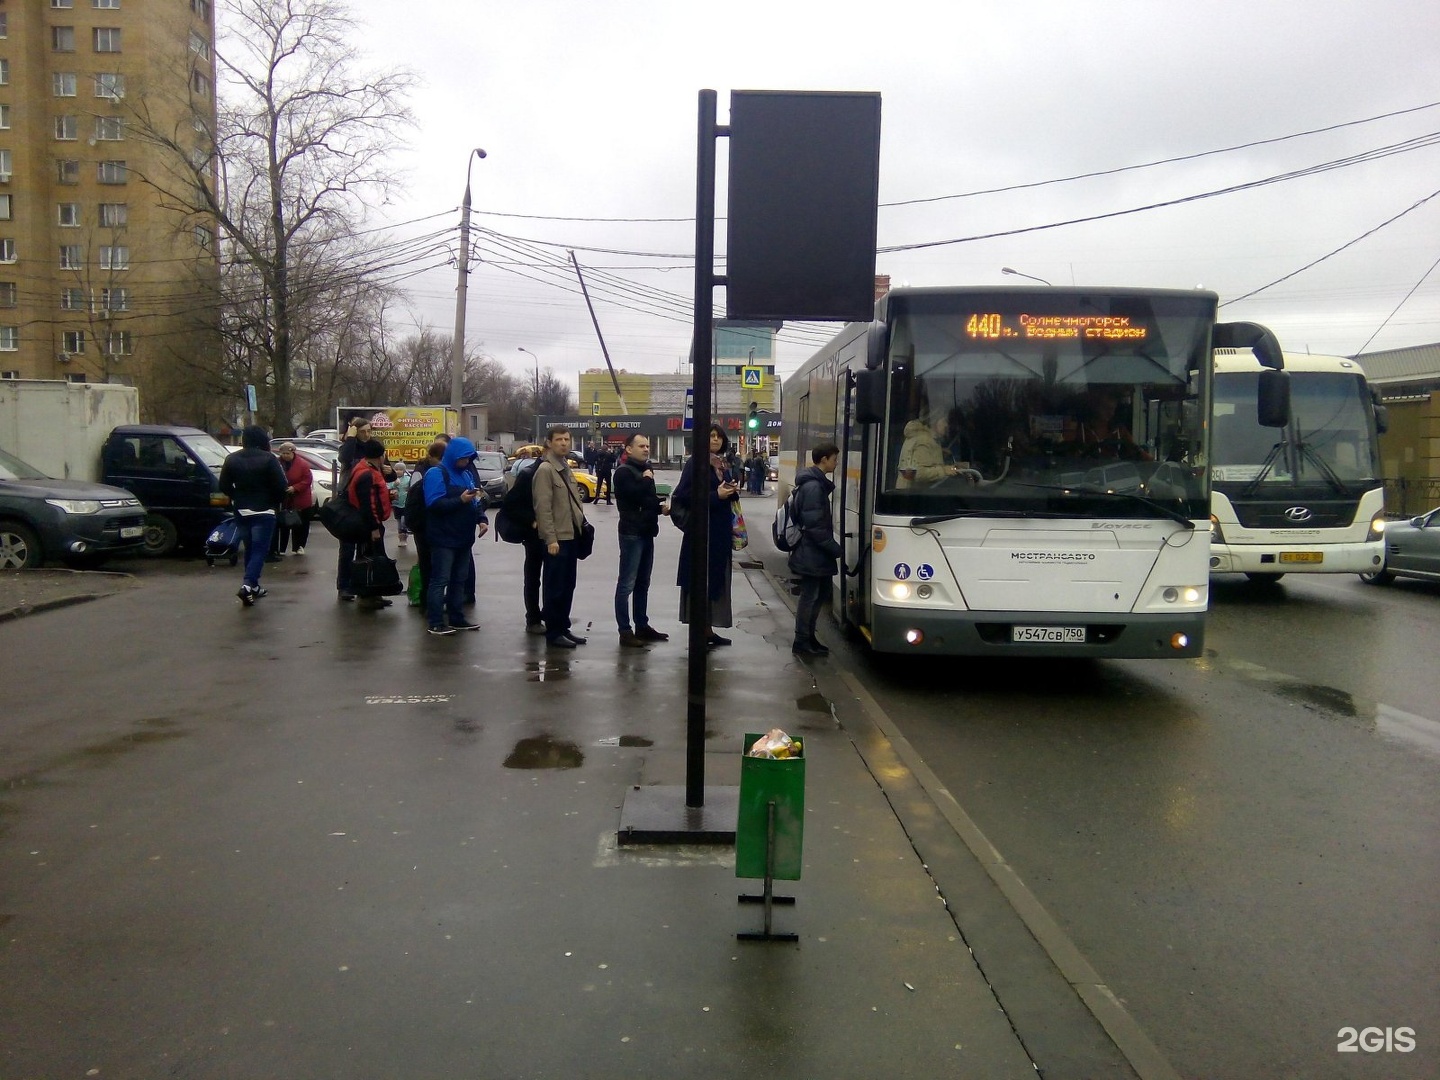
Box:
[784,562,1440,1080]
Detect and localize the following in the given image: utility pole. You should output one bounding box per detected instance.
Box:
[451,148,487,421]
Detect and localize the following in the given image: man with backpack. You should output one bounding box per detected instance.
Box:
[532,427,589,649]
[498,447,547,635]
[786,442,843,657]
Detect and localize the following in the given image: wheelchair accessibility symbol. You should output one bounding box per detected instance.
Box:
[917,564,935,581]
[893,563,911,580]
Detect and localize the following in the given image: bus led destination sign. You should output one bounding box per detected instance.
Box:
[965,313,1149,342]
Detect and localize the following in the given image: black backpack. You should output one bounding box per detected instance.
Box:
[495,463,538,544]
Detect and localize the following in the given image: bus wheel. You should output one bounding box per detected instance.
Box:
[1358,568,1394,586]
[1244,572,1285,584]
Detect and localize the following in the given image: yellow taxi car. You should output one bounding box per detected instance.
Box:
[508,446,600,502]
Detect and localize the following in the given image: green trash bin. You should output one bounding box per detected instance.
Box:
[735,733,805,881]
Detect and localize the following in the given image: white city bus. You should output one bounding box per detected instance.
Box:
[1209,350,1387,581]
[777,286,1287,658]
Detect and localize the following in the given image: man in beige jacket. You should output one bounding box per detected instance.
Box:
[532,427,589,648]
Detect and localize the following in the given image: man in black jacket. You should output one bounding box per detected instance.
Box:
[612,433,669,647]
[218,425,288,606]
[788,442,843,657]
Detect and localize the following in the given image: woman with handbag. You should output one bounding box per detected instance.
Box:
[274,442,314,555]
[346,439,396,610]
[672,423,741,648]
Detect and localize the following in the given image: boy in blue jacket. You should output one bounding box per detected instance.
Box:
[421,437,489,636]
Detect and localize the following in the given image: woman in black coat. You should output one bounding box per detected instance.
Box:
[672,424,741,647]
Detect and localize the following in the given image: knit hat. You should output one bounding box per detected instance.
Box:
[241,425,271,450]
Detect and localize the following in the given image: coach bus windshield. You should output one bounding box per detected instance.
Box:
[877,293,1214,521]
[1212,371,1378,492]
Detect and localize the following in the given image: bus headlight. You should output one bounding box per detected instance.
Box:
[890,582,912,600]
[1209,515,1225,544]
[1367,514,1386,541]
[1160,585,1204,605]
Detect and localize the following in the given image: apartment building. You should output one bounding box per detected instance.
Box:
[0,0,219,416]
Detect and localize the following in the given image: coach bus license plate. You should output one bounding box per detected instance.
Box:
[1012,626,1086,644]
[1279,551,1323,563]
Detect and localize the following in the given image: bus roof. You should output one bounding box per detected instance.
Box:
[1214,350,1365,376]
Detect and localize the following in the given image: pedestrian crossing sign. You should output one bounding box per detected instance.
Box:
[741,366,764,388]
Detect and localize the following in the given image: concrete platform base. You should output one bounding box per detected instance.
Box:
[616,784,738,845]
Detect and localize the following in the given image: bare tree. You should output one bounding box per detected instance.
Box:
[130,0,415,434]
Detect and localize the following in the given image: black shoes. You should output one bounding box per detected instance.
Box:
[791,640,827,657]
[449,620,481,632]
[705,633,732,648]
[563,632,588,645]
[525,621,547,636]
[427,625,458,637]
[547,635,577,649]
[635,625,669,642]
[619,631,648,648]
[238,584,262,606]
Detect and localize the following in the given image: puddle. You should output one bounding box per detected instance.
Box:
[525,661,571,683]
[504,735,584,770]
[1272,681,1358,717]
[796,692,832,714]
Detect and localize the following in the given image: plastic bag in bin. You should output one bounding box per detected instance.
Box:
[746,728,803,759]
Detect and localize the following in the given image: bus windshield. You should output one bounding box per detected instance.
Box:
[877,292,1214,521]
[1212,371,1378,490]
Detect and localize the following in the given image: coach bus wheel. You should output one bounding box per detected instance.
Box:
[1244,572,1285,584]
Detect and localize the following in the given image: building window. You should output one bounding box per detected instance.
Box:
[94,116,123,141]
[0,195,10,221]
[60,245,83,270]
[0,283,16,307]
[93,27,121,53]
[0,105,9,130]
[58,203,81,227]
[0,149,11,181]
[97,161,127,184]
[105,331,132,355]
[0,328,18,351]
[57,159,81,185]
[191,0,212,18]
[94,73,125,99]
[195,226,215,251]
[63,330,86,354]
[0,239,15,263]
[53,26,77,52]
[98,203,128,228]
[0,14,7,39]
[94,0,121,8]
[100,245,129,270]
[190,70,212,97]
[0,61,8,87]
[54,72,78,97]
[55,116,79,141]
[61,287,86,310]
[100,287,128,311]
[52,0,76,8]
[189,32,211,60]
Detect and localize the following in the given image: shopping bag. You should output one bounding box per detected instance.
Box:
[732,504,749,551]
[407,563,423,606]
[352,553,403,596]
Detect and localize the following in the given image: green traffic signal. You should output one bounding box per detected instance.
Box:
[747,401,759,430]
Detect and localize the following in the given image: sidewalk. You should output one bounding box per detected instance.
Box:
[0,511,1050,1079]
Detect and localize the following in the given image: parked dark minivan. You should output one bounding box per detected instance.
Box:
[101,426,233,556]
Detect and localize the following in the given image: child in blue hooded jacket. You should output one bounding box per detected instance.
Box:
[421,437,489,635]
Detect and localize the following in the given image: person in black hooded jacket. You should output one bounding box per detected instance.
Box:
[218,425,288,605]
[788,442,843,656]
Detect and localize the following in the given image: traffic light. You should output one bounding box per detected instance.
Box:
[747,401,760,430]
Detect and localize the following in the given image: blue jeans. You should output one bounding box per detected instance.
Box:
[236,513,276,588]
[427,545,471,628]
[614,533,654,633]
[542,540,579,640]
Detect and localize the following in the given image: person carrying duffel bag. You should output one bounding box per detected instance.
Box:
[345,439,400,609]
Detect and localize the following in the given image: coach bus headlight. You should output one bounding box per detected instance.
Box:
[1183,586,1202,604]
[1209,515,1225,543]
[890,582,912,600]
[1367,514,1386,541]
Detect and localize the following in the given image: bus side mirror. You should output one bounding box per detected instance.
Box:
[1215,321,1285,370]
[865,322,889,370]
[854,370,885,424]
[1257,368,1290,427]
[1373,404,1388,435]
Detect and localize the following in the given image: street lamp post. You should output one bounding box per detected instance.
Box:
[451,147,488,421]
[518,347,540,441]
[1001,266,1052,286]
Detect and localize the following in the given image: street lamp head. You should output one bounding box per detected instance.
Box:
[1001,266,1052,286]
[473,148,487,160]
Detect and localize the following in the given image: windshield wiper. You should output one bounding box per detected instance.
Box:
[1239,441,1286,498]
[1296,441,1353,498]
[1004,482,1197,530]
[908,508,1057,527]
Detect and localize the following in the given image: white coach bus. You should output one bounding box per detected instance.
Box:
[1209,350,1387,581]
[777,286,1288,658]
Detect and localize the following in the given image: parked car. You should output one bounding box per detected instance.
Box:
[303,429,340,443]
[1360,508,1440,585]
[0,446,147,569]
[287,436,342,452]
[473,451,510,505]
[100,425,234,556]
[291,448,337,506]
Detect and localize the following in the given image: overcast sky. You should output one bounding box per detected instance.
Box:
[290,0,1440,391]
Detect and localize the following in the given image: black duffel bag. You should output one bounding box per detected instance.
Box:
[351,553,403,596]
[316,494,368,542]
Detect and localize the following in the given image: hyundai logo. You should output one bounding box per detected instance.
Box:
[1283,506,1314,522]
